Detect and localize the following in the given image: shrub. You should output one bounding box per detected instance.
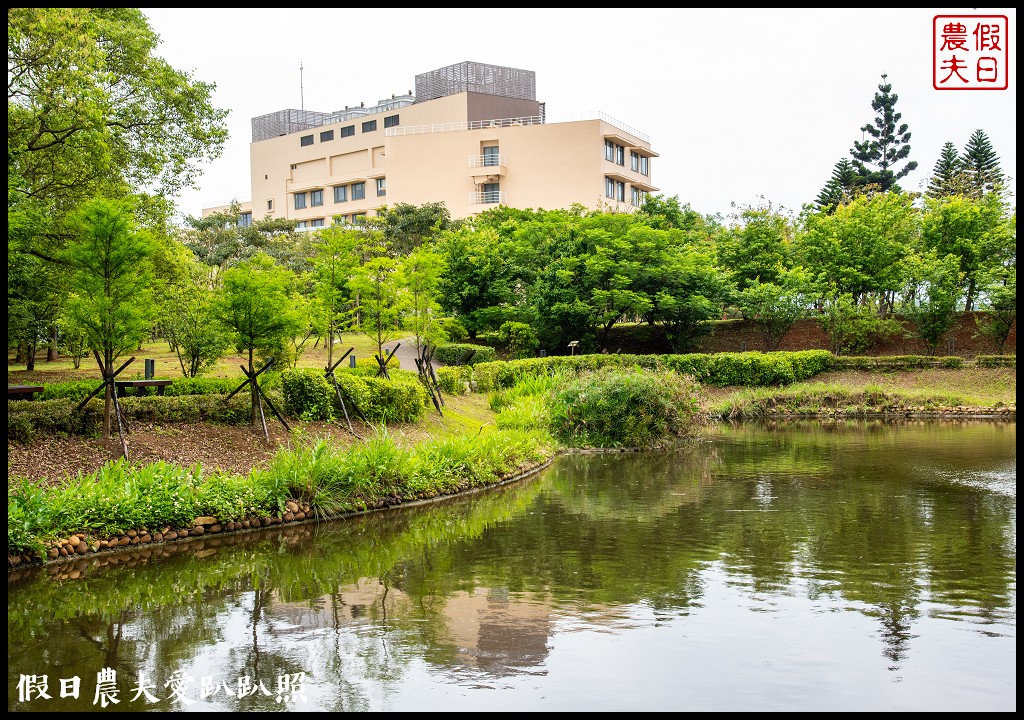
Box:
[434,343,497,366]
[434,317,468,343]
[497,321,540,359]
[281,369,336,421]
[546,367,701,448]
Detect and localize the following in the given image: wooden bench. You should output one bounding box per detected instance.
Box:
[8,385,45,401]
[114,379,173,397]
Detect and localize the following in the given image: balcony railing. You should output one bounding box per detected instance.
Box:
[469,191,506,205]
[468,154,508,169]
[389,111,650,143]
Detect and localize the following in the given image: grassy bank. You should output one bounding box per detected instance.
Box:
[7,361,1015,565]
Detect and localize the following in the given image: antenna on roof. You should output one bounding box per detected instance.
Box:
[300,61,304,111]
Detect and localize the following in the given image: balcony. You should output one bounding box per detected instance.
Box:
[469,190,506,205]
[468,154,507,182]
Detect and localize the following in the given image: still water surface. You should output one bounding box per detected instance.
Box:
[7,420,1016,711]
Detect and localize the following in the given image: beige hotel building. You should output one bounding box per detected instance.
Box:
[204,61,658,227]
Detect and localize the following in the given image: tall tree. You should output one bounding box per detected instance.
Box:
[926,142,969,199]
[215,253,304,428]
[850,74,918,192]
[61,198,159,440]
[815,158,862,213]
[960,129,1005,198]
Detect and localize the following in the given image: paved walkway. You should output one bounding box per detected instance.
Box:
[380,338,444,374]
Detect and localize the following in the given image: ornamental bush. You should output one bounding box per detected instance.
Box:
[546,367,701,448]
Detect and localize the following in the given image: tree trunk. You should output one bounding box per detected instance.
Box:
[26,338,36,372]
[103,382,112,441]
[249,347,258,428]
[47,326,59,361]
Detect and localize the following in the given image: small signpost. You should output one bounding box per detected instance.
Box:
[568,340,580,356]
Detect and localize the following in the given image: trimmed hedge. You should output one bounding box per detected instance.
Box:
[975,355,1016,368]
[831,355,965,370]
[8,394,258,443]
[281,368,429,424]
[434,343,497,366]
[436,350,835,394]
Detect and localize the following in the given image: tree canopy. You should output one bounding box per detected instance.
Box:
[849,74,918,192]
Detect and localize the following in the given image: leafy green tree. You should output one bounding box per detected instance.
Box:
[960,129,1005,198]
[181,206,308,275]
[435,227,521,339]
[816,286,902,355]
[649,247,734,352]
[399,248,447,357]
[349,256,404,362]
[738,269,811,351]
[795,192,919,312]
[716,203,793,290]
[900,251,963,355]
[497,321,540,359]
[214,253,304,427]
[920,193,1013,311]
[370,202,457,256]
[165,283,229,377]
[308,226,360,369]
[815,158,862,212]
[7,252,63,370]
[8,8,228,210]
[974,267,1016,353]
[926,142,970,199]
[850,73,918,192]
[61,198,159,439]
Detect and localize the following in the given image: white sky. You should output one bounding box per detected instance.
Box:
[141,7,1016,223]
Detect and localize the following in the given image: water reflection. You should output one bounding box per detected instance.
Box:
[8,420,1016,711]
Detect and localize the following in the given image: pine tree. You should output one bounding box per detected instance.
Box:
[850,73,918,192]
[815,158,861,212]
[926,142,968,198]
[960,128,1004,198]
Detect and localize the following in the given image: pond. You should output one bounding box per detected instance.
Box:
[7,419,1016,712]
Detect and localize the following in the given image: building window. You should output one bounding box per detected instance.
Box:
[352,212,367,224]
[334,185,347,203]
[483,183,500,204]
[615,144,625,166]
[605,139,614,162]
[630,151,639,172]
[361,120,377,133]
[295,221,308,229]
[376,178,386,197]
[333,215,348,225]
[639,155,649,175]
[312,218,324,227]
[310,189,323,207]
[632,187,642,207]
[351,182,365,200]
[616,181,625,202]
[294,192,307,210]
[384,115,399,128]
[238,212,253,228]
[300,134,314,147]
[267,199,274,211]
[320,129,334,142]
[605,177,615,199]
[483,146,500,167]
[340,125,355,138]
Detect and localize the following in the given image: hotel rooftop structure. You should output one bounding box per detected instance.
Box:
[204,61,658,228]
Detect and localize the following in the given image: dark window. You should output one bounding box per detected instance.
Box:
[300,134,314,147]
[630,151,639,172]
[312,218,324,227]
[605,177,615,199]
[384,115,400,128]
[334,185,347,203]
[352,212,367,224]
[376,178,386,197]
[361,120,377,133]
[238,212,253,228]
[615,145,625,166]
[640,155,649,175]
[351,182,365,200]
[483,183,500,204]
[267,199,273,211]
[294,193,307,210]
[340,125,355,138]
[604,139,614,162]
[483,146,500,166]
[311,189,323,207]
[616,181,625,202]
[320,129,334,142]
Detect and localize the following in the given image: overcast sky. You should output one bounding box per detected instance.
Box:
[140,7,1016,223]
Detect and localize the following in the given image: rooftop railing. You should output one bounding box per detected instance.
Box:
[389,111,650,143]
